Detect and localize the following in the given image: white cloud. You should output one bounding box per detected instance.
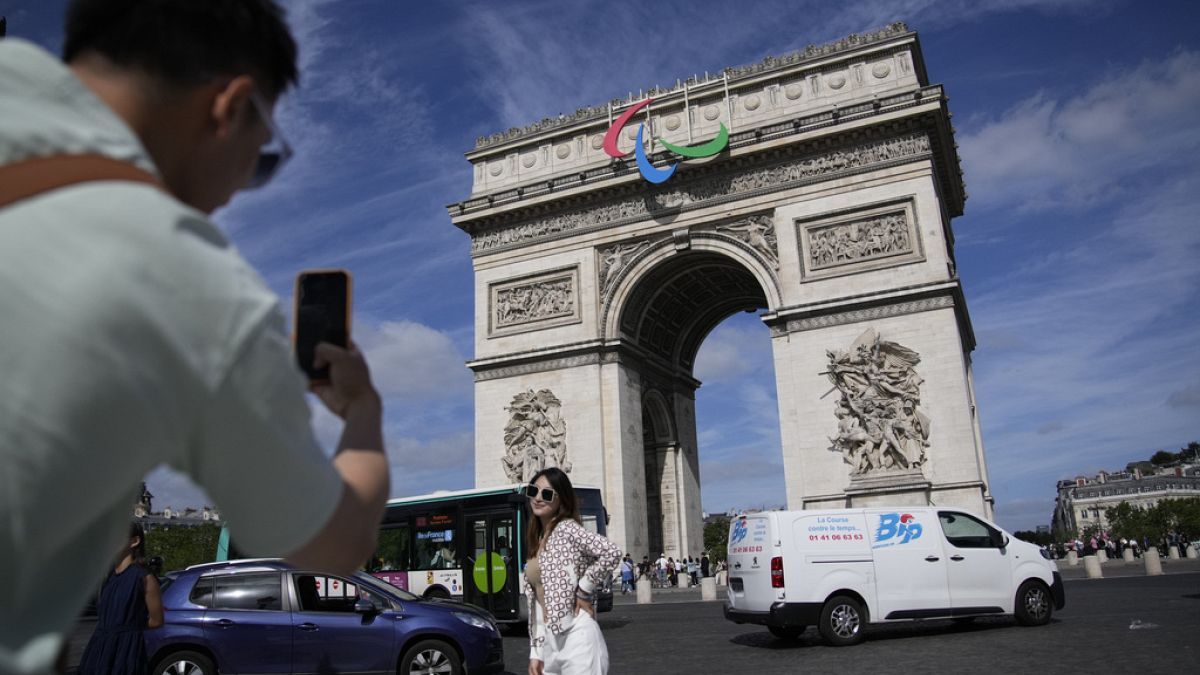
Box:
[694,319,773,383]
[970,169,1200,497]
[353,318,473,403]
[959,50,1200,213]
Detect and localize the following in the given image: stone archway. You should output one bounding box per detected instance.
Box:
[452,25,994,556]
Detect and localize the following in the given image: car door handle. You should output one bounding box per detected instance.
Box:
[924,555,940,562]
[950,555,965,561]
[214,619,235,627]
[298,623,319,632]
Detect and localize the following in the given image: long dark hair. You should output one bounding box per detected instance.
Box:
[524,467,580,560]
[129,521,147,563]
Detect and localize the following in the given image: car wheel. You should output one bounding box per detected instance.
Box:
[1014,580,1053,627]
[399,639,462,675]
[424,586,451,600]
[153,650,216,675]
[768,625,804,640]
[819,595,866,646]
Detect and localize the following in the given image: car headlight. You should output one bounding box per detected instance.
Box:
[453,611,495,632]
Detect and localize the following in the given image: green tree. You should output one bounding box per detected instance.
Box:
[1013,530,1052,546]
[1150,450,1177,465]
[703,517,731,563]
[1105,501,1151,541]
[144,523,221,572]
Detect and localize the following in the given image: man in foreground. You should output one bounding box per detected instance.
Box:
[0,2,389,672]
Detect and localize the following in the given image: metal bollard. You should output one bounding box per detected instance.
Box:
[1083,555,1103,579]
[1143,548,1163,576]
[1066,550,1079,566]
[636,579,652,604]
[1123,548,1135,563]
[701,577,717,601]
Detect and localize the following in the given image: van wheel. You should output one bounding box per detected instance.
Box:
[1014,580,1052,626]
[152,650,216,675]
[819,595,865,646]
[399,639,462,675]
[768,625,804,640]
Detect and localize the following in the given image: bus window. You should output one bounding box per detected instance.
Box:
[370,526,410,572]
[414,513,457,570]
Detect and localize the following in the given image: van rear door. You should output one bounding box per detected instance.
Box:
[726,514,775,613]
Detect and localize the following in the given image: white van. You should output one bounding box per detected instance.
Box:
[723,508,1064,645]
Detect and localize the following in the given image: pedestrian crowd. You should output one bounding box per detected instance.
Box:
[1049,530,1194,559]
[614,552,720,592]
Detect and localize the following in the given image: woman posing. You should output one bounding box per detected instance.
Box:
[524,468,621,675]
[78,522,163,675]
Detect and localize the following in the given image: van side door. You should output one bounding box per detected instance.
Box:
[936,511,1012,613]
[866,510,951,620]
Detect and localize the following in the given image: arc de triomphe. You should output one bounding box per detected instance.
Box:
[448,23,994,558]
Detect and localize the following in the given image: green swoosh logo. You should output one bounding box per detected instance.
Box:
[658,123,729,158]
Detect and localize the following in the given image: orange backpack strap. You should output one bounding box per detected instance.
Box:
[0,153,162,209]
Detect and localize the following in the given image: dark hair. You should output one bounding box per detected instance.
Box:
[63,0,298,98]
[524,467,580,560]
[129,521,147,562]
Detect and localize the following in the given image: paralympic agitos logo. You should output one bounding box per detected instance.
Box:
[603,98,729,184]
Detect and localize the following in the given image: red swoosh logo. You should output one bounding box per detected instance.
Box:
[603,98,653,158]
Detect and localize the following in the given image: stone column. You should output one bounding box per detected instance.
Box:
[1122,548,1135,563]
[1168,546,1181,560]
[636,580,652,604]
[1143,548,1163,576]
[701,577,717,601]
[1096,548,1107,563]
[1187,545,1198,560]
[1066,550,1078,566]
[1083,555,1103,579]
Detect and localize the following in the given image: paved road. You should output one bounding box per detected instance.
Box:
[64,564,1199,673]
[500,572,1200,674]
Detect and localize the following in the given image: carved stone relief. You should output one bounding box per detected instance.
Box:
[502,388,571,483]
[798,199,922,279]
[472,132,931,253]
[824,328,930,477]
[808,211,910,270]
[598,240,655,296]
[489,267,580,335]
[716,214,778,269]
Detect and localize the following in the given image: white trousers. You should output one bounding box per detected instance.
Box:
[542,612,608,675]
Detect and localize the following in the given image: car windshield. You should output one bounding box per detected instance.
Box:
[352,571,421,602]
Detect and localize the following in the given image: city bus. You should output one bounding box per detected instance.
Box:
[365,484,612,625]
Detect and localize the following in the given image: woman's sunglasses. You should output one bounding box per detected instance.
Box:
[524,485,557,502]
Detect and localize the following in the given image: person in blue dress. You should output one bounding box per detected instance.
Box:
[78,522,164,675]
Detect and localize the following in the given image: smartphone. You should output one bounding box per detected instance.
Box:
[293,269,351,382]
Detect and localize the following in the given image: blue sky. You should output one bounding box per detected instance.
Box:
[6,0,1198,532]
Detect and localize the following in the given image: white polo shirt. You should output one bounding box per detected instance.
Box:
[0,40,343,674]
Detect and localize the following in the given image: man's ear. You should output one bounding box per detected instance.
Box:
[209,75,258,139]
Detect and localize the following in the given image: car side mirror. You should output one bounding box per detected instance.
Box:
[354,598,378,614]
[992,531,1008,549]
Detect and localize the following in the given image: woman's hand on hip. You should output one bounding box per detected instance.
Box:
[529,658,544,675]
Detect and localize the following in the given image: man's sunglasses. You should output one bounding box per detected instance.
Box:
[248,91,293,188]
[524,485,557,502]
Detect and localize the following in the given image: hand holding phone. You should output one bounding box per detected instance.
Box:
[294,269,351,382]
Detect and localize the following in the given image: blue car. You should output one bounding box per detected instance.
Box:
[146,559,503,675]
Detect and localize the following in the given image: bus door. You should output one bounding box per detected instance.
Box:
[464,510,518,621]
